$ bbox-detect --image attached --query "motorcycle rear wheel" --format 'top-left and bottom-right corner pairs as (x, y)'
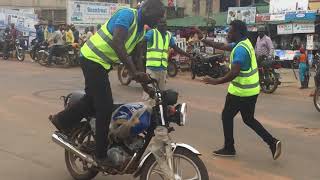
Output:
(65, 123), (99, 180)
(167, 61), (178, 77)
(260, 71), (279, 94)
(140, 147), (209, 180)
(313, 88), (320, 112)
(38, 52), (48, 66)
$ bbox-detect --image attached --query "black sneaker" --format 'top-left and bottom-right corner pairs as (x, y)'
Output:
(213, 147), (236, 157)
(270, 139), (282, 160)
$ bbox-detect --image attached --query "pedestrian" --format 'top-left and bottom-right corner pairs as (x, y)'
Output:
(49, 0), (165, 167)
(201, 20), (282, 160)
(143, 18), (193, 99)
(65, 24), (74, 44)
(3, 26), (12, 58)
(44, 20), (54, 41)
(255, 26), (274, 64)
(296, 47), (309, 89)
(71, 24), (79, 43)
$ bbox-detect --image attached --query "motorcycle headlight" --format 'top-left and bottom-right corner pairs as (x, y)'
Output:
(179, 103), (187, 126)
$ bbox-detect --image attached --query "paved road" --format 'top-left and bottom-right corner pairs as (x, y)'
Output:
(0, 59), (319, 180)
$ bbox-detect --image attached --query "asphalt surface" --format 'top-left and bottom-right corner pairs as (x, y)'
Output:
(0, 58), (319, 180)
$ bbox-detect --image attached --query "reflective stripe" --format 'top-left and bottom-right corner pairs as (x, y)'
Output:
(147, 57), (167, 61)
(155, 30), (159, 49)
(231, 81), (260, 89)
(97, 30), (112, 43)
(86, 40), (114, 64)
(239, 68), (258, 77)
(147, 49), (164, 52)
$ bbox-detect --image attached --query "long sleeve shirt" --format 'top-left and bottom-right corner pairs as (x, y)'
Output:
(255, 35), (274, 57)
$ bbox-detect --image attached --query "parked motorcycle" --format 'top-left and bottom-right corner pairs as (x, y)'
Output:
(3, 39), (25, 61)
(51, 77), (209, 180)
(313, 58), (320, 112)
(38, 44), (73, 67)
(191, 48), (228, 80)
(258, 57), (281, 94)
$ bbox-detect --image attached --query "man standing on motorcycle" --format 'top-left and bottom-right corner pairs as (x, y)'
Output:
(201, 20), (282, 160)
(49, 0), (165, 167)
(143, 18), (192, 99)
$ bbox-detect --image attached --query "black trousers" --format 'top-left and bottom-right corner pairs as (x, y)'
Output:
(55, 57), (113, 159)
(222, 93), (274, 148)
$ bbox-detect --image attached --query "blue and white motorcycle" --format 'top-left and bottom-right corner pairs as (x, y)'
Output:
(51, 78), (209, 180)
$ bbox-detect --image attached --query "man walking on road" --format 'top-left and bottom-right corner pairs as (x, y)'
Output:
(143, 18), (192, 99)
(201, 20), (282, 160)
(49, 0), (165, 167)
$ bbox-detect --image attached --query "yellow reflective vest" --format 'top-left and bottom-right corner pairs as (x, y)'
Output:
(81, 8), (145, 70)
(146, 29), (171, 68)
(228, 38), (260, 97)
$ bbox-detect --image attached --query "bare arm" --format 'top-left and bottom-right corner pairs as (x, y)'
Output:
(216, 64), (240, 84)
(131, 41), (146, 72)
(201, 40), (233, 51)
(111, 27), (138, 76)
(172, 44), (191, 58)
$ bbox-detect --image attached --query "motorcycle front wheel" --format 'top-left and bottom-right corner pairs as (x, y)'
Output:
(313, 88), (320, 112)
(260, 71), (279, 94)
(16, 48), (25, 61)
(118, 64), (131, 86)
(140, 147), (209, 180)
(38, 51), (49, 66)
(167, 61), (178, 77)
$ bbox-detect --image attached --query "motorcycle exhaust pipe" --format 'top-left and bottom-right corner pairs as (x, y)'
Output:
(52, 132), (97, 166)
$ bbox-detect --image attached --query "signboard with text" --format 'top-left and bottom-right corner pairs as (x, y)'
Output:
(293, 23), (315, 33)
(227, 7), (256, 24)
(277, 24), (293, 34)
(67, 1), (129, 26)
(270, 0), (309, 14)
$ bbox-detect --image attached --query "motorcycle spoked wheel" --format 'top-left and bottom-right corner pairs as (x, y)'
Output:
(313, 88), (320, 112)
(167, 61), (178, 78)
(38, 52), (49, 66)
(65, 123), (99, 180)
(260, 71), (279, 94)
(16, 49), (25, 61)
(139, 147), (209, 180)
(118, 64), (132, 86)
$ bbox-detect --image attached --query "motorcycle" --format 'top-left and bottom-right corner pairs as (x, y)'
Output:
(258, 57), (281, 94)
(38, 44), (73, 67)
(3, 39), (25, 61)
(51, 77), (209, 180)
(30, 38), (39, 61)
(191, 48), (229, 80)
(313, 57), (320, 112)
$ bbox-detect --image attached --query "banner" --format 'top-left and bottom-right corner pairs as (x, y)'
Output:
(293, 23), (315, 33)
(307, 34), (314, 50)
(277, 24), (293, 34)
(269, 0), (309, 14)
(270, 14), (285, 21)
(285, 11), (317, 21)
(67, 1), (129, 26)
(227, 7), (256, 24)
(256, 14), (271, 23)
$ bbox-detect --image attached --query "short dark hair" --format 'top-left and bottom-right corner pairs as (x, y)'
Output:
(230, 20), (248, 38)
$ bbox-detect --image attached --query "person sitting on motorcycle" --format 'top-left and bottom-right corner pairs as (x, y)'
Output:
(47, 25), (64, 66)
(142, 18), (193, 99)
(31, 24), (45, 60)
(65, 24), (75, 44)
(296, 47), (309, 89)
(49, 0), (165, 167)
(3, 26), (12, 59)
(255, 26), (274, 66)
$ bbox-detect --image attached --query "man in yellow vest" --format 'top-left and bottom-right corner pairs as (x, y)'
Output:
(49, 0), (165, 167)
(202, 20), (282, 160)
(143, 19), (193, 99)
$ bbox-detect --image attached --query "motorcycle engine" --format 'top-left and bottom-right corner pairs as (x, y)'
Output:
(107, 136), (145, 167)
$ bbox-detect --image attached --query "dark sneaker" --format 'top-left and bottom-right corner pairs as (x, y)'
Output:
(213, 147), (236, 157)
(270, 139), (282, 160)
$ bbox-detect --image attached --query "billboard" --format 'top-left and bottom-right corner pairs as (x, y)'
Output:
(227, 7), (256, 24)
(269, 0), (309, 14)
(67, 1), (129, 26)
